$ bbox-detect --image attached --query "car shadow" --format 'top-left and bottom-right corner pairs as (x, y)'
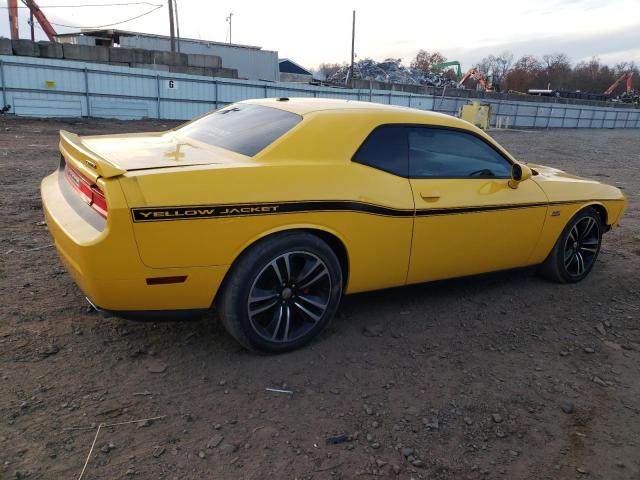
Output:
(340, 266), (539, 312)
(97, 266), (544, 363)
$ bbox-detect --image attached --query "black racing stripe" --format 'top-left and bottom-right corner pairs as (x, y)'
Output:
(131, 199), (616, 222)
(414, 202), (549, 217)
(274, 201), (414, 217)
(131, 200), (413, 222)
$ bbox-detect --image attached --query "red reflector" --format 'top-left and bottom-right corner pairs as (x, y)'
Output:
(91, 185), (108, 218)
(65, 164), (108, 218)
(146, 276), (188, 285)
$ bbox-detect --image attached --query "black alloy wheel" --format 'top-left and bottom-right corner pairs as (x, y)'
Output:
(247, 251), (332, 343)
(539, 207), (603, 283)
(217, 231), (343, 353)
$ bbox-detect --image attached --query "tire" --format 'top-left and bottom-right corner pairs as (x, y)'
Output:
(216, 231), (343, 353)
(539, 207), (603, 283)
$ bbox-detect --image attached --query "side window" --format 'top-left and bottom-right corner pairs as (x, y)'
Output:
(408, 128), (512, 178)
(353, 125), (408, 177)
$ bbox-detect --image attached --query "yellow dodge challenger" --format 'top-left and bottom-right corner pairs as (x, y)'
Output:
(41, 98), (627, 352)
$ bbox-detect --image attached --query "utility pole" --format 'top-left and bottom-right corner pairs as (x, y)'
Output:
(174, 0), (181, 52)
(29, 9), (35, 41)
(349, 10), (355, 87)
(226, 12), (233, 44)
(23, 0), (58, 42)
(167, 0), (176, 52)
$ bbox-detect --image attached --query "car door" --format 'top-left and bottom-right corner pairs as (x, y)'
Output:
(406, 126), (548, 284)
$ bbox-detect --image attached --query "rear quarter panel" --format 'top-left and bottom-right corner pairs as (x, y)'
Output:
(119, 161), (415, 294)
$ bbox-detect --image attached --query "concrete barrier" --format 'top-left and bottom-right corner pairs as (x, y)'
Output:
(62, 44), (109, 63)
(187, 54), (222, 69)
(207, 67), (238, 79)
(0, 38), (12, 56)
(38, 42), (64, 59)
(2, 42), (236, 79)
(12, 40), (39, 57)
(108, 47), (153, 65)
(151, 51), (187, 67)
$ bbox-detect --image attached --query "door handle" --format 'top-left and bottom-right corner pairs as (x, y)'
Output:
(420, 191), (440, 202)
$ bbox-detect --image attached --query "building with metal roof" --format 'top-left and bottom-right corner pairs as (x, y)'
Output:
(56, 29), (279, 81)
(278, 58), (313, 83)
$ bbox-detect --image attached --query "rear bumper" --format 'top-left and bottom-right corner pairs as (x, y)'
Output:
(41, 170), (228, 311)
(86, 297), (210, 321)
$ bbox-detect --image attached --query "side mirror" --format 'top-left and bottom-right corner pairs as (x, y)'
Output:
(509, 163), (532, 189)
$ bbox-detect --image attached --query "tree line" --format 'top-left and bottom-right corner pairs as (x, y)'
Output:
(317, 51), (639, 94)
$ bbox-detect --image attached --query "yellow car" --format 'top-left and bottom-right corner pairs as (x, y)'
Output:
(41, 98), (627, 352)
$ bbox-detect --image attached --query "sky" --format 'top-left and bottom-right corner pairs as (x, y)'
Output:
(1, 0), (639, 70)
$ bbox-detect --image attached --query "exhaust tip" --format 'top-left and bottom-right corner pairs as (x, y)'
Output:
(85, 297), (105, 314)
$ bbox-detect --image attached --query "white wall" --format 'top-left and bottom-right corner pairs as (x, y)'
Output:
(1, 55), (638, 128)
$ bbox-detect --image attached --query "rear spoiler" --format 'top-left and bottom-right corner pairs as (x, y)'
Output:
(59, 130), (126, 179)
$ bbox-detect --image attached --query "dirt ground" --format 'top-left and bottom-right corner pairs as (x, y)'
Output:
(0, 117), (639, 480)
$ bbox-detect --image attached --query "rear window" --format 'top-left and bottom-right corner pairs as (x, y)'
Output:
(177, 104), (302, 156)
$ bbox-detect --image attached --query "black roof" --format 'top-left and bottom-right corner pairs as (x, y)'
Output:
(278, 59), (311, 75)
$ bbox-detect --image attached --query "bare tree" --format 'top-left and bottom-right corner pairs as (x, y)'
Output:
(613, 61), (637, 76)
(474, 51), (513, 90)
(572, 57), (615, 92)
(315, 62), (344, 81)
(612, 61), (639, 92)
(605, 61), (639, 94)
(541, 53), (572, 89)
(410, 50), (447, 74)
(503, 54), (543, 92)
(493, 51), (514, 81)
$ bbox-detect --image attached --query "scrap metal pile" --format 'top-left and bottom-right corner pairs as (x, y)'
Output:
(327, 58), (458, 87)
(616, 89), (640, 104)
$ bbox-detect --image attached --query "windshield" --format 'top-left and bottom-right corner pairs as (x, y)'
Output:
(176, 103), (302, 157)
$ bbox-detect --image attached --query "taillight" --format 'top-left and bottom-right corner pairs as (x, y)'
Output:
(90, 185), (108, 218)
(65, 164), (108, 218)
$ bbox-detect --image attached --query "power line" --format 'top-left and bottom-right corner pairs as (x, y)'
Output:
(46, 4), (163, 28)
(0, 2), (162, 8)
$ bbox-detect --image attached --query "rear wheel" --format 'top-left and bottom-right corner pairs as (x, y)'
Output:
(217, 232), (343, 353)
(539, 207), (603, 283)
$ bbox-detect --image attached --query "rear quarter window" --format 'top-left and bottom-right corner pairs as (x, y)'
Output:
(177, 104), (302, 157)
(352, 125), (408, 177)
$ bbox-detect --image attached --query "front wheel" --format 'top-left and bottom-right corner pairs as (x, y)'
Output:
(216, 232), (343, 353)
(539, 207), (603, 283)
